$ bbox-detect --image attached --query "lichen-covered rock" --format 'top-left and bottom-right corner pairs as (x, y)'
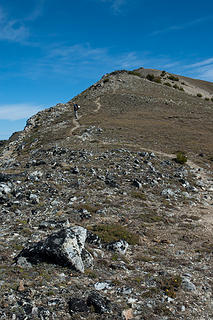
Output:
(15, 226), (93, 273)
(106, 240), (129, 255)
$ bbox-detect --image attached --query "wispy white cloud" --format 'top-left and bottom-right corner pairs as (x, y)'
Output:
(185, 58), (213, 81)
(151, 16), (212, 36)
(198, 68), (213, 81)
(25, 0), (45, 21)
(0, 104), (42, 120)
(0, 7), (29, 42)
(116, 52), (146, 69)
(111, 0), (126, 14)
(23, 43), (149, 80)
(0, 1), (45, 43)
(187, 57), (213, 68)
(99, 0), (126, 14)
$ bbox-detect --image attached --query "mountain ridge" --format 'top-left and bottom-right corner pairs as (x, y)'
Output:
(0, 67), (212, 319)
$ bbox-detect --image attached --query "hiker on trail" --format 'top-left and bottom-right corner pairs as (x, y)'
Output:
(73, 103), (80, 120)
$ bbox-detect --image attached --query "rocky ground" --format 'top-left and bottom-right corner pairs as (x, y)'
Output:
(0, 68), (213, 319)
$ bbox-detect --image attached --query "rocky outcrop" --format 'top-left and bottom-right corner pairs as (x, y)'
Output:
(16, 226), (94, 273)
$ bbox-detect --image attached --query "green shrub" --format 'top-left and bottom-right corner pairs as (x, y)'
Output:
(72, 203), (101, 214)
(131, 191), (146, 200)
(179, 87), (184, 91)
(175, 151), (187, 164)
(161, 70), (166, 77)
(153, 77), (161, 84)
(197, 93), (202, 97)
(157, 275), (182, 298)
(103, 78), (109, 83)
(88, 223), (140, 245)
(168, 75), (179, 81)
(146, 74), (155, 81)
(164, 82), (172, 87)
(211, 97), (213, 102)
(128, 71), (141, 77)
(205, 97), (209, 101)
(173, 84), (179, 89)
(146, 74), (161, 83)
(139, 213), (162, 223)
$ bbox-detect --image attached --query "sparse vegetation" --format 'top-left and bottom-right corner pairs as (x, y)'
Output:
(175, 151), (187, 164)
(139, 213), (163, 223)
(157, 275), (182, 298)
(131, 191), (147, 200)
(1, 67), (213, 319)
(128, 71), (142, 77)
(160, 70), (166, 77)
(103, 78), (109, 83)
(146, 74), (161, 83)
(197, 93), (202, 97)
(164, 82), (172, 87)
(146, 74), (155, 81)
(88, 223), (140, 245)
(84, 269), (97, 279)
(153, 77), (161, 83)
(173, 84), (179, 89)
(72, 203), (101, 214)
(173, 84), (185, 91)
(168, 75), (179, 81)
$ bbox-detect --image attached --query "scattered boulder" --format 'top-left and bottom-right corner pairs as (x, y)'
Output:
(68, 298), (89, 313)
(94, 281), (113, 291)
(29, 170), (43, 181)
(161, 188), (176, 197)
(182, 277), (196, 292)
(71, 166), (79, 174)
(132, 179), (142, 189)
(15, 226), (93, 273)
(68, 291), (111, 315)
(106, 240), (129, 255)
(87, 291), (111, 314)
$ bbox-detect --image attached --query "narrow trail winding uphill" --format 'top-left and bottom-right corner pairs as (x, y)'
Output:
(70, 116), (82, 135)
(94, 97), (101, 112)
(70, 97), (101, 135)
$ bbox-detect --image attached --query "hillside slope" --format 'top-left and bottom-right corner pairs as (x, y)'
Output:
(0, 68), (212, 319)
(1, 68), (213, 167)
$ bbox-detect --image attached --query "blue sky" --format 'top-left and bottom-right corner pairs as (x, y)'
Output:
(0, 0), (213, 139)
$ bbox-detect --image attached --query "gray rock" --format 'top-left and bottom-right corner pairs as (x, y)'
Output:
(182, 278), (196, 291)
(132, 179), (142, 189)
(94, 281), (113, 291)
(16, 257), (32, 268)
(16, 226), (93, 273)
(0, 183), (12, 194)
(71, 166), (79, 174)
(106, 240), (129, 255)
(29, 193), (39, 204)
(69, 298), (89, 313)
(161, 188), (175, 197)
(87, 291), (111, 314)
(29, 170), (43, 181)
